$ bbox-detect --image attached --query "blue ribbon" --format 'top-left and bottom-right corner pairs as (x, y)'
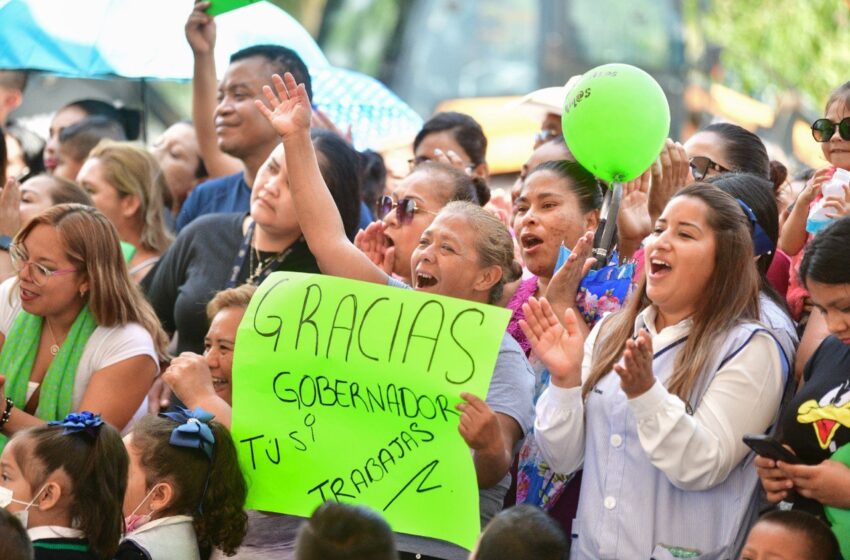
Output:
(160, 407), (216, 460)
(48, 411), (103, 437)
(736, 198), (775, 257)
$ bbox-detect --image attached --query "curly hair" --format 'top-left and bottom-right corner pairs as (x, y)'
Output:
(129, 415), (248, 556)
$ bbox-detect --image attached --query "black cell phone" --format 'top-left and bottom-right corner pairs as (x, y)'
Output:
(742, 434), (801, 464)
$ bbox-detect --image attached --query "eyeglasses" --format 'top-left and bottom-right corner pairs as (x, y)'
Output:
(811, 117), (850, 143)
(9, 244), (78, 287)
(377, 195), (438, 225)
(688, 156), (730, 181)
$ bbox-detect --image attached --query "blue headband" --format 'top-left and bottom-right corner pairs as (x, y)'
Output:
(160, 407), (216, 461)
(48, 411), (103, 438)
(735, 198), (775, 257)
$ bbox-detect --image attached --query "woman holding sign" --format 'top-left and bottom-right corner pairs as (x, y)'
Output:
(522, 185), (787, 558)
(255, 72), (535, 560)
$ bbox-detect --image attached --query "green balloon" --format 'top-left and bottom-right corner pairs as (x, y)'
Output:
(562, 63), (670, 184)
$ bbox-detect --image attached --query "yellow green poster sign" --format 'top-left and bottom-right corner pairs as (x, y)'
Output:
(231, 272), (510, 549)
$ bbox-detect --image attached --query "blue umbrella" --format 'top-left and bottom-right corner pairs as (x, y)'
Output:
(0, 0), (328, 78)
(0, 0), (422, 150)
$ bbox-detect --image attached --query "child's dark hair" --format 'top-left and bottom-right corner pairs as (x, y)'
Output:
(525, 159), (603, 213)
(12, 420), (128, 559)
(295, 502), (398, 560)
(755, 510), (839, 560)
(707, 172), (786, 310)
(0, 507), (33, 560)
(414, 112), (488, 167)
(58, 116), (126, 162)
(800, 216), (850, 287)
(475, 505), (568, 560)
(130, 414), (248, 556)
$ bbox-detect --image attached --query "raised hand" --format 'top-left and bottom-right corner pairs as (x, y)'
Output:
(545, 231), (593, 332)
(519, 297), (585, 388)
(613, 329), (655, 398)
(617, 170), (652, 245)
(254, 73), (312, 139)
(354, 221), (394, 274)
(649, 138), (689, 222)
(185, 1), (216, 56)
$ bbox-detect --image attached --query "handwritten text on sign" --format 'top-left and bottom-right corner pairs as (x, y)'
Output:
(231, 272), (510, 549)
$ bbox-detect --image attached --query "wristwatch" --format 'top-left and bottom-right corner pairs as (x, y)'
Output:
(0, 235), (10, 252)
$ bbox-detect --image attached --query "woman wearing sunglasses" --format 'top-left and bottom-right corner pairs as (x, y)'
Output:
(356, 158), (485, 286)
(0, 204), (167, 447)
(257, 73), (535, 560)
(683, 123), (795, 302)
(143, 131), (361, 357)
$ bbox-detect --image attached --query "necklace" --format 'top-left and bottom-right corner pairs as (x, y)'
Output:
(45, 319), (61, 356)
(247, 237), (292, 285)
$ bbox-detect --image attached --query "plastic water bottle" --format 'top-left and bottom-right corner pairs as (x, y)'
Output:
(806, 168), (850, 234)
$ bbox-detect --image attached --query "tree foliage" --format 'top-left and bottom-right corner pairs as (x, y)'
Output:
(686, 0), (850, 106)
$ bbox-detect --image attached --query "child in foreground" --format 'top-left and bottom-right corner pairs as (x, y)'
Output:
(0, 412), (127, 560)
(739, 510), (839, 560)
(115, 408), (247, 560)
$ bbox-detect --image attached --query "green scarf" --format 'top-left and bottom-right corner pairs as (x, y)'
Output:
(0, 306), (97, 451)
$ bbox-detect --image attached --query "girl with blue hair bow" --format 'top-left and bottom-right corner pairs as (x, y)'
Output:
(116, 408), (247, 560)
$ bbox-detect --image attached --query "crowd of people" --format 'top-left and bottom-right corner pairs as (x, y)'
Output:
(0, 2), (848, 559)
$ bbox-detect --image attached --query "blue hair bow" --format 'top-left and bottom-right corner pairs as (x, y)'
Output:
(48, 411), (103, 437)
(160, 407), (216, 460)
(736, 198), (775, 257)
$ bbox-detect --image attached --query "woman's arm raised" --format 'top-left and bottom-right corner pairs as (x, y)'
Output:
(255, 73), (389, 285)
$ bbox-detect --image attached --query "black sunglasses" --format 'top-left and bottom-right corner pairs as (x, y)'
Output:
(811, 117), (850, 143)
(688, 156), (730, 181)
(377, 195), (437, 225)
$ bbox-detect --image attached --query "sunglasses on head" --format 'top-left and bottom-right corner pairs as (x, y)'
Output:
(688, 156), (730, 181)
(811, 117), (850, 143)
(377, 195), (437, 225)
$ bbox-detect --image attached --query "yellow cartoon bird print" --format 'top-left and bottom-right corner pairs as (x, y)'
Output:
(797, 380), (850, 452)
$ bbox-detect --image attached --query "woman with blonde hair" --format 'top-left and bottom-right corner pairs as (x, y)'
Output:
(0, 203), (168, 450)
(524, 184), (789, 558)
(76, 140), (173, 281)
(256, 73), (534, 560)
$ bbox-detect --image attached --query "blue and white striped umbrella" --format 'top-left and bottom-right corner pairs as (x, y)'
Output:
(0, 0), (422, 150)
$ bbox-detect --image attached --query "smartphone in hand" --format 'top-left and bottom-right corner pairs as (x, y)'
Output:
(743, 434), (801, 464)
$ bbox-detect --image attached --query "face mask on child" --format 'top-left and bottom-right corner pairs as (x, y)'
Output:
(0, 484), (47, 528)
(124, 485), (160, 533)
